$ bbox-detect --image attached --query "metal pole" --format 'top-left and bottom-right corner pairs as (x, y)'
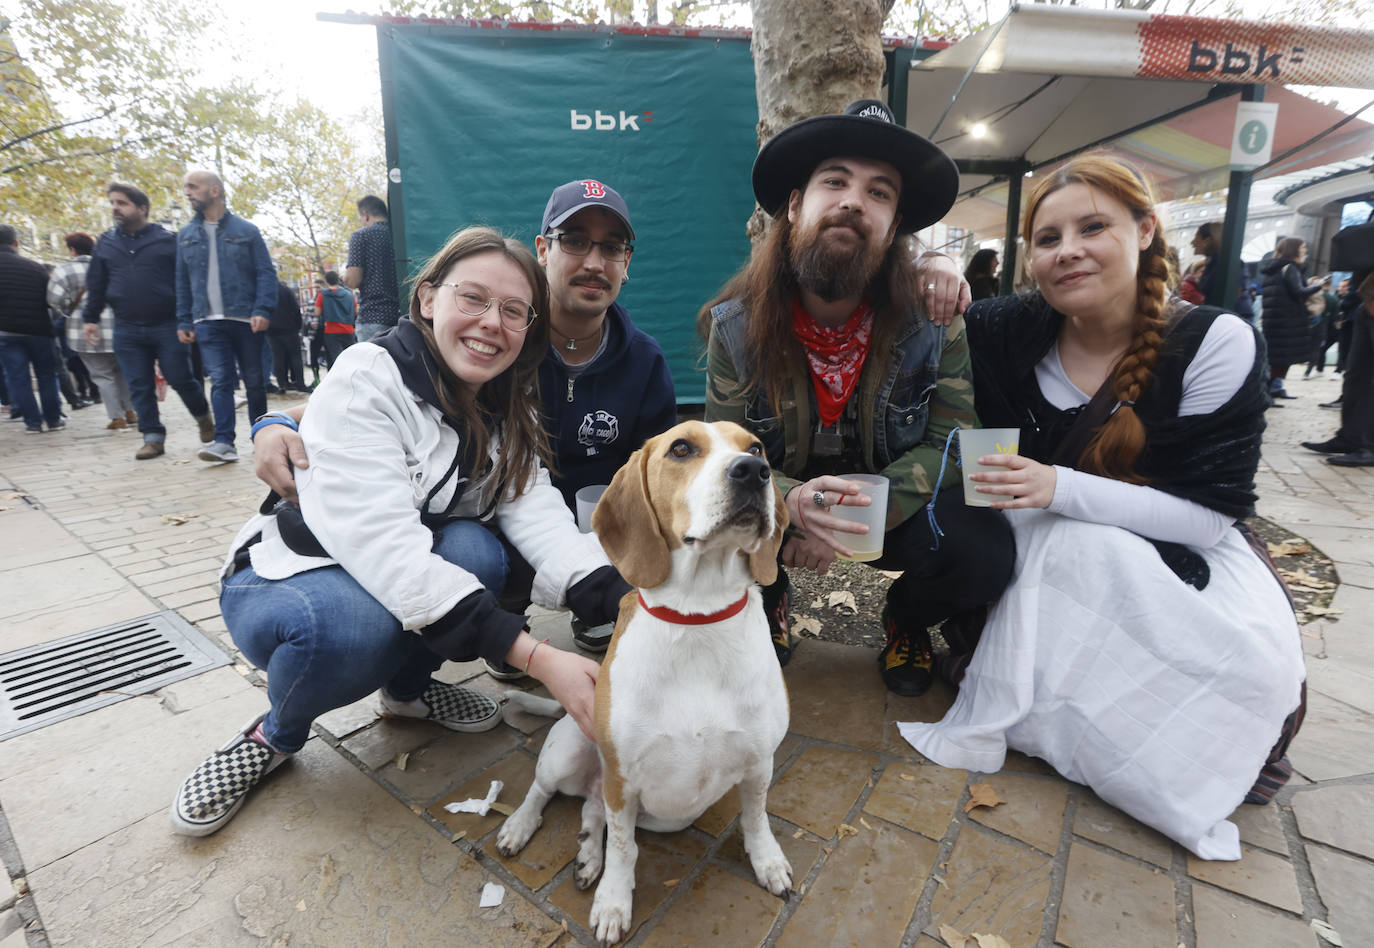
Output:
(1210, 85), (1263, 311)
(1001, 170), (1023, 296)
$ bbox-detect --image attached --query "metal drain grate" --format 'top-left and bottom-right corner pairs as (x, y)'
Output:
(0, 611), (230, 741)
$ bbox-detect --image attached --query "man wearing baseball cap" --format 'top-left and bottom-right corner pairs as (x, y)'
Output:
(250, 179), (676, 660)
(698, 99), (1013, 697)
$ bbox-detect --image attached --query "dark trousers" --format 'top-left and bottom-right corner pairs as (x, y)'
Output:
(1336, 319), (1354, 373)
(323, 332), (355, 367)
(269, 333), (306, 391)
(0, 333), (62, 428)
(762, 486), (1016, 635)
(1337, 308), (1374, 450)
(113, 321), (209, 442)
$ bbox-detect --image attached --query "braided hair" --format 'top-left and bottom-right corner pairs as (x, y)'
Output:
(1023, 155), (1169, 484)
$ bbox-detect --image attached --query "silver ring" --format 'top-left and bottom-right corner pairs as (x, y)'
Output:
(926, 283), (937, 290)
(812, 489), (827, 508)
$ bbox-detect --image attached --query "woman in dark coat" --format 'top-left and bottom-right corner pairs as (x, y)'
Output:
(1260, 237), (1323, 399)
(964, 248), (1000, 301)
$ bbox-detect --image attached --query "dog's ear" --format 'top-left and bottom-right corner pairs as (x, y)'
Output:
(593, 442), (672, 589)
(747, 479), (789, 587)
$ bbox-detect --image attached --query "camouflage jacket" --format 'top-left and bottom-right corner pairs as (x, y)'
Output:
(705, 297), (978, 529)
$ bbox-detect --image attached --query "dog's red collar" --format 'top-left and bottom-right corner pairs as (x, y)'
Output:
(637, 591), (750, 625)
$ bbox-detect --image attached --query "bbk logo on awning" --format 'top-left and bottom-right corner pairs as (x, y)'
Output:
(570, 110), (654, 131)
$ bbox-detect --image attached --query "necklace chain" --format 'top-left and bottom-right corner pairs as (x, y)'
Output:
(553, 323), (603, 351)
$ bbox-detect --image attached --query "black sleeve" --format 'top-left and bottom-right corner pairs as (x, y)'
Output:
(566, 566), (632, 627)
(419, 589), (528, 666)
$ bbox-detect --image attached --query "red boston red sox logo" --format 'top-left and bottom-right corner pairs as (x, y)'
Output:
(582, 180), (607, 198)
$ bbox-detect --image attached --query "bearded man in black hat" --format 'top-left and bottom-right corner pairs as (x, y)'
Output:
(699, 99), (1014, 697)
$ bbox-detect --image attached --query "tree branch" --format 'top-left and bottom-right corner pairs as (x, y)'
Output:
(1, 133), (168, 175)
(0, 103), (119, 153)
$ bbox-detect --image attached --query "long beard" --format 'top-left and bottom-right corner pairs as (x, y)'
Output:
(789, 212), (888, 302)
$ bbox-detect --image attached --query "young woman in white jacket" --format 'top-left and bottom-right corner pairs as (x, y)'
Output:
(171, 227), (628, 836)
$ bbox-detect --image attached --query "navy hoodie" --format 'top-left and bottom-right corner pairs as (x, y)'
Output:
(537, 303), (678, 509)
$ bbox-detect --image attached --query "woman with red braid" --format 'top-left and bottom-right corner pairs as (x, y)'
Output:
(899, 155), (1305, 861)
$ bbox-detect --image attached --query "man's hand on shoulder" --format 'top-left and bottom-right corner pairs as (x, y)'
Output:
(915, 252), (972, 327)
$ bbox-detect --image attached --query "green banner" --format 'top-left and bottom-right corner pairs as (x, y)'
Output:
(378, 25), (760, 402)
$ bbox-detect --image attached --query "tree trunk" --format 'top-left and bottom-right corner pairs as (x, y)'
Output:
(746, 0), (895, 235)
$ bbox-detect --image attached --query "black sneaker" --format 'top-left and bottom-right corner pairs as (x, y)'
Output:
(571, 617), (613, 653)
(1320, 398), (1343, 410)
(170, 713), (290, 836)
(482, 658), (528, 681)
(878, 605), (933, 697)
(379, 680), (501, 731)
(768, 580), (795, 667)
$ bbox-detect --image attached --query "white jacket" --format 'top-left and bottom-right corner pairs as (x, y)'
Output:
(220, 342), (609, 632)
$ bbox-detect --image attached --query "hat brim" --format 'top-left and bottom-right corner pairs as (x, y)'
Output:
(545, 201), (636, 241)
(752, 115), (959, 234)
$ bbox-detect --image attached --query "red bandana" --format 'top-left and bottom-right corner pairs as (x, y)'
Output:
(791, 298), (873, 427)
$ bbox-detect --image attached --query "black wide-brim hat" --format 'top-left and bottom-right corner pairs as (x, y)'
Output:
(752, 99), (959, 234)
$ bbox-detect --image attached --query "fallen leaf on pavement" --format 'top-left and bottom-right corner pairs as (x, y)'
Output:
(451, 830), (466, 843)
(963, 783), (1005, 813)
(662, 878), (680, 887)
(1267, 539), (1312, 557)
(395, 752), (409, 771)
(160, 512), (198, 525)
(859, 816), (873, 830)
(1305, 605), (1343, 617)
(793, 828), (805, 839)
(810, 598), (824, 610)
(899, 772), (916, 781)
(837, 823), (859, 839)
(1311, 918), (1343, 945)
(488, 802), (515, 816)
(792, 614), (823, 637)
(939, 923), (971, 947)
(973, 935), (1012, 948)
(828, 590), (858, 613)
(0, 491), (27, 501)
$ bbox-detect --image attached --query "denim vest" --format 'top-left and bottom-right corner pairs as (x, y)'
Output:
(175, 211), (277, 329)
(709, 298), (945, 477)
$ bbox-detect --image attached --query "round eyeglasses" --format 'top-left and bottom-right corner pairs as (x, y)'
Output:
(432, 281), (538, 331)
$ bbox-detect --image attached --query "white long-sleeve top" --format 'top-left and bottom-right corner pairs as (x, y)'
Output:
(219, 342), (609, 630)
(1038, 313), (1256, 548)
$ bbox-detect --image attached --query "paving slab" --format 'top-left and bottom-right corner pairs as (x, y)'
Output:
(782, 638), (887, 751)
(26, 740), (562, 947)
(1228, 800), (1289, 854)
(766, 746), (880, 839)
(1286, 688), (1374, 782)
(965, 773), (1069, 856)
(927, 823), (1052, 946)
(0, 505), (87, 570)
(1074, 792), (1174, 868)
(1290, 784), (1374, 858)
(1187, 844), (1303, 914)
(0, 553), (159, 651)
(863, 761), (968, 841)
(1192, 884), (1316, 948)
(642, 863), (782, 948)
(1055, 843), (1175, 948)
(777, 817), (936, 947)
(1304, 845), (1374, 948)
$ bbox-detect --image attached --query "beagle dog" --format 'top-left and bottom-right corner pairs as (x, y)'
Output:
(496, 420), (791, 944)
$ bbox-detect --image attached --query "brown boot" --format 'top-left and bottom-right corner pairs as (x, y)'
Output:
(106, 417), (127, 430)
(125, 409), (138, 424)
(135, 441), (165, 460)
(197, 414), (215, 443)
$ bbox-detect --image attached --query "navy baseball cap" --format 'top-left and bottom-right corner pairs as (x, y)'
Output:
(541, 179), (635, 241)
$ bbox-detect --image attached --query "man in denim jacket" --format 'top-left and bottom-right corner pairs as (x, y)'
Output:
(699, 100), (1014, 696)
(176, 170), (277, 463)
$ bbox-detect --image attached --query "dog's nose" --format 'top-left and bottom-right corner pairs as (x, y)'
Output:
(727, 455), (771, 487)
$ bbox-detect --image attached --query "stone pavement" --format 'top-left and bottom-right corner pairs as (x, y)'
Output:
(1, 374), (1371, 948)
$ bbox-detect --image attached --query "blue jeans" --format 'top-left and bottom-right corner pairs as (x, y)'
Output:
(354, 322), (393, 344)
(221, 520), (510, 752)
(0, 333), (62, 428)
(112, 321), (209, 442)
(196, 319), (267, 445)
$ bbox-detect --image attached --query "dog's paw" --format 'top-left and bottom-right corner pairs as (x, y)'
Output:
(590, 887), (632, 945)
(750, 851), (793, 897)
(574, 828), (605, 889)
(494, 809), (541, 857)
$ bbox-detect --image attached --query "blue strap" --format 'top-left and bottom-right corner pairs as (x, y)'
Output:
(250, 412), (299, 441)
(924, 428), (963, 550)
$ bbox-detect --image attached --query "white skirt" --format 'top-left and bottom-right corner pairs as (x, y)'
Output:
(899, 509), (1305, 860)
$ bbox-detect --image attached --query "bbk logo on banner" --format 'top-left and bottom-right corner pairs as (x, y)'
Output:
(570, 109), (654, 131)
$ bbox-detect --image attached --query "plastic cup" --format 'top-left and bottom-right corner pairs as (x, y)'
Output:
(828, 474), (889, 562)
(576, 485), (608, 533)
(958, 428), (1020, 507)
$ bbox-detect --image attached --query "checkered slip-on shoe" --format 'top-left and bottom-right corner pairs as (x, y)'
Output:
(170, 714), (290, 837)
(378, 680), (501, 733)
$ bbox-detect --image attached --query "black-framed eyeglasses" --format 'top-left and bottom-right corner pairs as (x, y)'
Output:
(545, 232), (633, 262)
(431, 281), (538, 332)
